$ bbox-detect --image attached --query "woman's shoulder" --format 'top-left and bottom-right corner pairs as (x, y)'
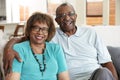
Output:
(46, 42), (60, 46)
(14, 40), (30, 47)
(46, 42), (61, 49)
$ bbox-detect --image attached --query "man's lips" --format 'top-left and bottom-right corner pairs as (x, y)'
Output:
(63, 21), (72, 26)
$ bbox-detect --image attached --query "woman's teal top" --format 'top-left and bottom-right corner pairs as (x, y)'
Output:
(12, 41), (67, 80)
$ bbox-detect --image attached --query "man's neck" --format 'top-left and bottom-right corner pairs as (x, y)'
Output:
(65, 26), (77, 37)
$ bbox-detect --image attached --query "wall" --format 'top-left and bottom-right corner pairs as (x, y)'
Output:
(0, 0), (6, 16)
(6, 0), (47, 22)
(0, 0), (6, 21)
(75, 0), (86, 25)
(116, 0), (120, 25)
(74, 0), (120, 26)
(4, 0), (120, 25)
(92, 26), (120, 47)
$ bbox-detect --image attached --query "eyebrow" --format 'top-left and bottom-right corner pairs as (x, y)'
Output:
(32, 25), (48, 28)
(57, 11), (75, 14)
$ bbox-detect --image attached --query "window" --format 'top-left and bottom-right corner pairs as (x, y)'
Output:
(47, 0), (66, 16)
(86, 0), (103, 25)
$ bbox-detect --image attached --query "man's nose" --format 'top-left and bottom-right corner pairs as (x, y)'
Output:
(64, 14), (71, 20)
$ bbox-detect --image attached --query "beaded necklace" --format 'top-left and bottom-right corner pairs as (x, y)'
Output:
(31, 48), (46, 76)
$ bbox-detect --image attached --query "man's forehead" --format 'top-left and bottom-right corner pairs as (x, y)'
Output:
(57, 6), (74, 14)
(58, 5), (72, 10)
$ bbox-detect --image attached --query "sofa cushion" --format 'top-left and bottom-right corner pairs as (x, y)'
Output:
(107, 46), (120, 78)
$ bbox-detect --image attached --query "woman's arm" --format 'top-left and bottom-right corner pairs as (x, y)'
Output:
(5, 72), (20, 80)
(3, 37), (26, 75)
(56, 45), (70, 80)
(58, 71), (70, 80)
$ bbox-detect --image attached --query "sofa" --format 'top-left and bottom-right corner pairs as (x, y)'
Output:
(0, 46), (119, 80)
(107, 46), (120, 79)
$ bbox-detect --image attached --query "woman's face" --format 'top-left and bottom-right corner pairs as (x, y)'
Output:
(30, 22), (49, 45)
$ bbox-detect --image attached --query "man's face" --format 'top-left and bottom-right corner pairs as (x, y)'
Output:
(55, 5), (77, 32)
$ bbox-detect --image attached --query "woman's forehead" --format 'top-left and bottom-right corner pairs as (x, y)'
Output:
(33, 21), (47, 26)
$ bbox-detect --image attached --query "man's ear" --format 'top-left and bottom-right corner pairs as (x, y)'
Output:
(75, 14), (77, 19)
(55, 17), (60, 25)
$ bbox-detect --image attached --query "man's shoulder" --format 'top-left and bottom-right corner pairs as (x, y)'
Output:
(46, 42), (62, 50)
(77, 26), (93, 30)
(77, 26), (96, 33)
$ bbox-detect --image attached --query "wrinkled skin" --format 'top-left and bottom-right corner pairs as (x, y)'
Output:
(55, 4), (77, 36)
(3, 46), (21, 75)
(3, 38), (23, 75)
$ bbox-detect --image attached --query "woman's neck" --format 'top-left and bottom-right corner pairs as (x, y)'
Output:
(30, 43), (45, 54)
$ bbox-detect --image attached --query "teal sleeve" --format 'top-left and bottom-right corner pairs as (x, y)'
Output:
(12, 44), (24, 73)
(56, 45), (67, 73)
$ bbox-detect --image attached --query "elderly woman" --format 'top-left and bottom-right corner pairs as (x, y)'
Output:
(5, 12), (69, 80)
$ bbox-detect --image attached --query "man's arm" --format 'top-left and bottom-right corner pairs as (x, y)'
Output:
(5, 72), (20, 80)
(3, 37), (26, 75)
(101, 62), (118, 80)
(58, 71), (70, 80)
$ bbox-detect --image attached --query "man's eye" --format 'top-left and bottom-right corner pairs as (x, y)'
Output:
(57, 12), (75, 18)
(61, 14), (66, 17)
(69, 12), (75, 16)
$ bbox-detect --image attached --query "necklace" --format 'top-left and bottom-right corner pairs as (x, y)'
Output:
(31, 48), (46, 76)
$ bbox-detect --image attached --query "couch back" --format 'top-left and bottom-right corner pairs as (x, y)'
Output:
(107, 46), (120, 79)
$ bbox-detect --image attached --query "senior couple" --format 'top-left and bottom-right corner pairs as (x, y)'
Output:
(3, 2), (118, 80)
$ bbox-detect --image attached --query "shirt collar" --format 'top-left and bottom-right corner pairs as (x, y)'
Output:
(57, 26), (80, 37)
